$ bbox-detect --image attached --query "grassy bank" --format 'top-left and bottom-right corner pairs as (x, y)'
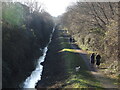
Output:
(58, 30), (103, 88)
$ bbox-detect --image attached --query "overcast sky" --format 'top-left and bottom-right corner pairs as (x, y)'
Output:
(10, 0), (77, 17)
(38, 0), (77, 17)
(8, 0), (119, 17)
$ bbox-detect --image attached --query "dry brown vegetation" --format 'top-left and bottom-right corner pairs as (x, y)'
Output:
(60, 2), (119, 78)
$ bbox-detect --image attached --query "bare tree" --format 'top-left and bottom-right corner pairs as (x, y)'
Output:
(23, 0), (43, 13)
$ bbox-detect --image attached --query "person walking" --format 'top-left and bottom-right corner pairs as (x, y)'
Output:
(70, 37), (73, 43)
(90, 53), (95, 67)
(96, 54), (101, 68)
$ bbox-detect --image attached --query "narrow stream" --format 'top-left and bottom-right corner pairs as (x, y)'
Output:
(23, 28), (55, 88)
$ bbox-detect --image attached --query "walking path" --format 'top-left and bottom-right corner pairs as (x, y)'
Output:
(71, 43), (118, 89)
(36, 29), (118, 89)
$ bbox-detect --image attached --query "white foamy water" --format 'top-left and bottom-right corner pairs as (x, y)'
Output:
(23, 27), (55, 88)
(23, 47), (48, 88)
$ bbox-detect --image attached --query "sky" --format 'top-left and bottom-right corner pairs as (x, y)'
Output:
(10, 0), (77, 17)
(12, 0), (119, 17)
(38, 0), (77, 17)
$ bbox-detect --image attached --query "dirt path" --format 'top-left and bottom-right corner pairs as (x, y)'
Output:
(36, 29), (118, 89)
(71, 43), (118, 89)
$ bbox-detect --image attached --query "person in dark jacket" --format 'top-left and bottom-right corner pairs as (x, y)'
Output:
(96, 54), (101, 68)
(70, 37), (73, 43)
(90, 53), (95, 67)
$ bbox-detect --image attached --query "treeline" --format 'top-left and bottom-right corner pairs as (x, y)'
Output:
(2, 2), (54, 88)
(60, 2), (119, 77)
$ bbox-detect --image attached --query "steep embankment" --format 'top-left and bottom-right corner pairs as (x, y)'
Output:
(37, 29), (118, 89)
(36, 29), (103, 88)
(2, 2), (54, 88)
(36, 29), (68, 88)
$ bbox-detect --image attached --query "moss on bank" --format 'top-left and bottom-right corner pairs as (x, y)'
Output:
(2, 2), (54, 88)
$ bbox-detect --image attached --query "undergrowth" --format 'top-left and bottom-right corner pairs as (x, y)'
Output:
(58, 30), (103, 89)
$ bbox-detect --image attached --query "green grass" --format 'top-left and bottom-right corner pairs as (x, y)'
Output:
(58, 34), (103, 89)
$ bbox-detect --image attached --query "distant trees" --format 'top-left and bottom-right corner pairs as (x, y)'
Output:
(60, 2), (119, 76)
(2, 2), (54, 88)
(2, 2), (26, 26)
(61, 2), (118, 32)
(23, 0), (44, 13)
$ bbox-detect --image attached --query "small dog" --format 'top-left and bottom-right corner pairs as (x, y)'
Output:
(75, 66), (80, 72)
